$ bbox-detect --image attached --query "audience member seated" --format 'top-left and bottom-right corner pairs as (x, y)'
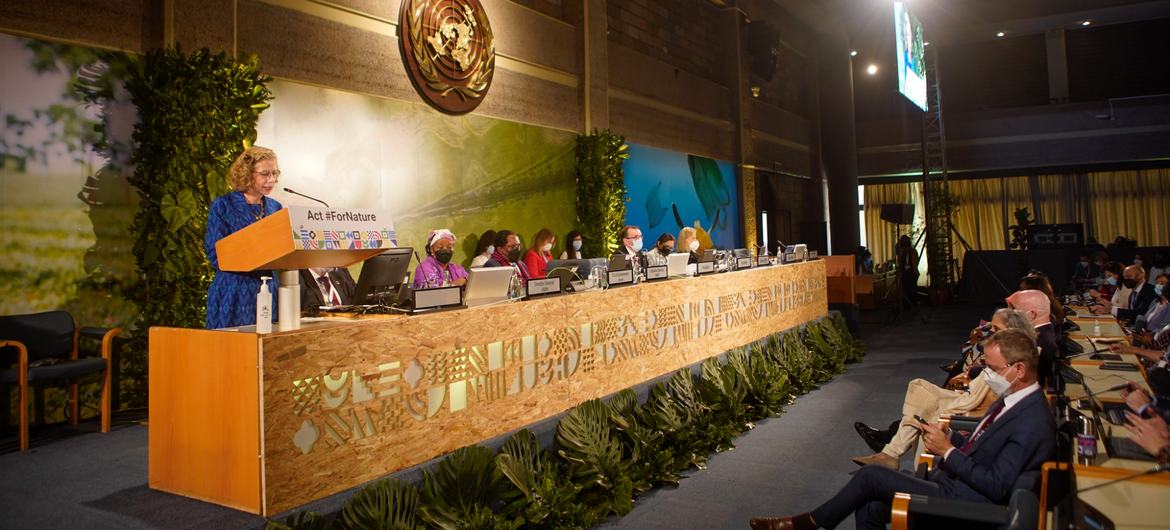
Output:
(750, 329), (1056, 530)
(300, 267), (356, 310)
(645, 233), (674, 267)
(484, 229), (531, 284)
(1019, 271), (1065, 328)
(1071, 252), (1099, 292)
(559, 229), (584, 260)
(413, 229), (468, 289)
(1006, 289), (1060, 388)
(1136, 274), (1170, 332)
(1122, 368), (1170, 462)
(1087, 261), (1126, 314)
(1116, 264), (1158, 323)
(469, 230), (496, 268)
(1150, 253), (1168, 283)
(851, 308), (1034, 470)
(523, 228), (555, 279)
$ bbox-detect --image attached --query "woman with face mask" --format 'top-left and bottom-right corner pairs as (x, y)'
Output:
(523, 228), (556, 279)
(678, 226), (701, 264)
(559, 230), (585, 260)
(1088, 261), (1125, 314)
(470, 230), (497, 268)
(413, 229), (468, 289)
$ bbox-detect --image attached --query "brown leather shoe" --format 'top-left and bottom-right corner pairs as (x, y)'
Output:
(850, 452), (899, 470)
(749, 516), (797, 530)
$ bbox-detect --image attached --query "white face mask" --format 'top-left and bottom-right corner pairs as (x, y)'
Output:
(486, 245), (495, 256)
(984, 362), (1020, 397)
(631, 238), (643, 252)
(688, 240), (700, 252)
(572, 240), (582, 251)
(542, 243), (553, 252)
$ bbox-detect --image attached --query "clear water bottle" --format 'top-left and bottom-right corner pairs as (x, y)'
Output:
(508, 265), (524, 299)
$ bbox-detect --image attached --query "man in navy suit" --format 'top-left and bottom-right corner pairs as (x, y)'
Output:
(1117, 264), (1157, 323)
(750, 328), (1056, 530)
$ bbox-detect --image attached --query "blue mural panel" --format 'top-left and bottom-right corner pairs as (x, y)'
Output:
(622, 144), (741, 249)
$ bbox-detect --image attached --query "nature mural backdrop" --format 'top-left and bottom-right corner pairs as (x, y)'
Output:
(622, 143), (742, 250)
(256, 80), (578, 266)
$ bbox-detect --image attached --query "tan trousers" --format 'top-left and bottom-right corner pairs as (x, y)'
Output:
(880, 373), (991, 458)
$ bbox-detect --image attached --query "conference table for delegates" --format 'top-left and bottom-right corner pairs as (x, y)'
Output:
(148, 260), (829, 515)
(1047, 305), (1170, 529)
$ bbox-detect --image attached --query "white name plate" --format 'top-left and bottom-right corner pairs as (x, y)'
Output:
(737, 257), (753, 269)
(413, 285), (461, 310)
(757, 256), (771, 267)
(608, 269), (634, 286)
(808, 250), (819, 259)
(645, 265), (668, 280)
(783, 252), (799, 264)
(697, 261), (715, 274)
(527, 277), (562, 297)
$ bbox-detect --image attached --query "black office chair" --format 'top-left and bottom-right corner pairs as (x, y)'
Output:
(0, 311), (120, 450)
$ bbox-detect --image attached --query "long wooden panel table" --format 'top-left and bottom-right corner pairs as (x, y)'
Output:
(149, 260), (829, 514)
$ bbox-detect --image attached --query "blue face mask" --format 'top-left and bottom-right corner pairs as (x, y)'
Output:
(1106, 276), (1118, 286)
(1156, 284), (1165, 297)
(632, 238), (644, 252)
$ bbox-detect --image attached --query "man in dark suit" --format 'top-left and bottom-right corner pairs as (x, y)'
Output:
(1007, 289), (1061, 388)
(750, 328), (1056, 530)
(1117, 264), (1157, 322)
(300, 267), (356, 310)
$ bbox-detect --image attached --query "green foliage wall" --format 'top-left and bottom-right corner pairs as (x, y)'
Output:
(270, 314), (864, 530)
(122, 47), (272, 405)
(575, 130), (630, 258)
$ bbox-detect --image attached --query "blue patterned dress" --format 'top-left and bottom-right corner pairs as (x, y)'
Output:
(205, 192), (284, 329)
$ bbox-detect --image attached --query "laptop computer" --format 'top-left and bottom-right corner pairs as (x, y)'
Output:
(667, 252), (690, 277)
(464, 267), (516, 307)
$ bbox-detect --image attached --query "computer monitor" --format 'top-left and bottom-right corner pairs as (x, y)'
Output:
(464, 266), (516, 307)
(353, 247), (414, 305)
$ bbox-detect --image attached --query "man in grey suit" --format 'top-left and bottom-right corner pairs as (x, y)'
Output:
(749, 328), (1056, 530)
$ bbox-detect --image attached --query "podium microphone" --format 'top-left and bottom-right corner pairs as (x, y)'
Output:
(283, 187), (330, 208)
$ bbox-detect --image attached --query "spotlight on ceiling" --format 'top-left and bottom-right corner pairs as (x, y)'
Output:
(996, 31), (1005, 37)
(866, 64), (878, 75)
(850, 50), (858, 57)
(923, 41), (930, 46)
(1081, 20), (1092, 26)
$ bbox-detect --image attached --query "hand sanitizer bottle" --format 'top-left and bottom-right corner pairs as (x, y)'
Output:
(256, 276), (273, 334)
(1092, 320), (1101, 337)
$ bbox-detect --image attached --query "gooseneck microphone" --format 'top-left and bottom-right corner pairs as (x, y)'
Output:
(282, 187), (330, 208)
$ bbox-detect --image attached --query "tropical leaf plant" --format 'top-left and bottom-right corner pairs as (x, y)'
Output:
(265, 510), (332, 530)
(696, 357), (748, 451)
(736, 346), (792, 420)
(419, 446), (517, 530)
(607, 389), (678, 491)
(556, 399), (635, 516)
(496, 430), (594, 529)
(641, 381), (708, 471)
(339, 478), (424, 530)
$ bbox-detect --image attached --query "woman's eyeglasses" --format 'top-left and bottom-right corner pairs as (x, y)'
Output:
(253, 170), (281, 181)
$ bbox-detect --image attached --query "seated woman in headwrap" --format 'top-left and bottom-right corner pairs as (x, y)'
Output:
(413, 229), (468, 289)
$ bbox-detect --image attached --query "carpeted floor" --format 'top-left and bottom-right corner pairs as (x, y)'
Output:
(0, 303), (989, 529)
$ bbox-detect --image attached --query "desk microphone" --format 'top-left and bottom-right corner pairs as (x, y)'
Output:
(283, 187), (330, 208)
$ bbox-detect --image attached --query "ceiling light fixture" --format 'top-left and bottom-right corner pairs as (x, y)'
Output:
(866, 64), (878, 75)
(923, 41), (930, 46)
(996, 31), (1005, 37)
(1081, 20), (1092, 26)
(850, 50), (858, 57)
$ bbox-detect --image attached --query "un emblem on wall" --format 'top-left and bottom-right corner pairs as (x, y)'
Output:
(399, 0), (495, 115)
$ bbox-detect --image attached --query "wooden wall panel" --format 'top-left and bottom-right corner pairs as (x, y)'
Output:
(259, 261), (826, 513)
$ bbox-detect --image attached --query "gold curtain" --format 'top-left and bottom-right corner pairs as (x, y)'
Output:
(864, 182), (926, 283)
(864, 168), (1169, 284)
(1086, 168), (1170, 246)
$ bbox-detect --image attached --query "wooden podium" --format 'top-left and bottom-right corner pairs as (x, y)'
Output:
(213, 206), (395, 330)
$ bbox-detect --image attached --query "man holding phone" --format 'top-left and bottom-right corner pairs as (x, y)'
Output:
(750, 329), (1056, 530)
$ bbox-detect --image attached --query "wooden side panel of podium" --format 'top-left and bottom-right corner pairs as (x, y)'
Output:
(148, 328), (263, 514)
(215, 208), (385, 272)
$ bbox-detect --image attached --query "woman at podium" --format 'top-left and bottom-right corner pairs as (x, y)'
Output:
(413, 229), (468, 289)
(204, 146), (285, 328)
